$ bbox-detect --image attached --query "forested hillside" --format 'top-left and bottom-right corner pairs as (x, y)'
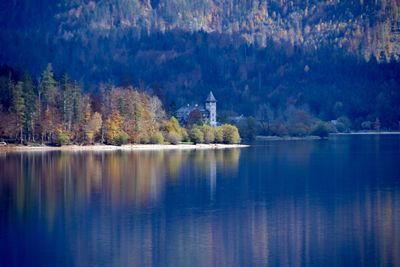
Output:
(0, 0), (400, 130)
(2, 0), (400, 59)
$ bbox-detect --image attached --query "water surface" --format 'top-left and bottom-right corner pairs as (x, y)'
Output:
(1, 135), (399, 267)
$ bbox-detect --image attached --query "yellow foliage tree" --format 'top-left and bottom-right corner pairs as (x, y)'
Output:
(104, 110), (124, 145)
(85, 112), (103, 144)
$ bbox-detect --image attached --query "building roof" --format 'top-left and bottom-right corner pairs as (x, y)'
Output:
(177, 104), (208, 117)
(206, 91), (216, 102)
(177, 105), (192, 114)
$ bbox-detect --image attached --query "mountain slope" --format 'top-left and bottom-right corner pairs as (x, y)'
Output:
(2, 0), (400, 60)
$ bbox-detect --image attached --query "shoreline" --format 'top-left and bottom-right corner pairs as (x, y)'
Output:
(0, 143), (249, 153)
(331, 131), (400, 135)
(256, 131), (400, 141)
(256, 136), (321, 141)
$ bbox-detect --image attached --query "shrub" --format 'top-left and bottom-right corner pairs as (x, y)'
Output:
(140, 134), (150, 144)
(325, 122), (338, 133)
(85, 131), (95, 144)
(272, 122), (288, 137)
(288, 122), (310, 137)
(163, 117), (188, 142)
(164, 117), (182, 133)
(150, 132), (164, 144)
(55, 129), (70, 146)
(311, 122), (330, 138)
(337, 116), (351, 132)
(190, 127), (204, 144)
(361, 121), (372, 130)
(203, 129), (215, 144)
(215, 127), (224, 143)
(165, 131), (181, 145)
(115, 131), (129, 146)
(200, 125), (215, 143)
(181, 128), (189, 142)
(219, 124), (240, 144)
(335, 122), (346, 133)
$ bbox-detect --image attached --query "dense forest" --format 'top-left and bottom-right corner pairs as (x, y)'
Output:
(0, 64), (241, 145)
(0, 0), (400, 135)
(2, 0), (400, 60)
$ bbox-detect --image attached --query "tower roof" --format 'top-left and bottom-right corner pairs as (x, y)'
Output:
(206, 91), (216, 102)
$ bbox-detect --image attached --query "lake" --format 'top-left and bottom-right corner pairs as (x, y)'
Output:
(1, 135), (399, 267)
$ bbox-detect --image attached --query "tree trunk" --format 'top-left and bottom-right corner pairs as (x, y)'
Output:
(31, 121), (35, 142)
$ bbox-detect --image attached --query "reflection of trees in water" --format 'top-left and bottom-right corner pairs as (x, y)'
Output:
(71, 201), (269, 267)
(163, 149), (241, 180)
(70, 188), (400, 266)
(191, 149), (241, 174)
(0, 149), (241, 226)
(267, 189), (400, 267)
(2, 149), (398, 266)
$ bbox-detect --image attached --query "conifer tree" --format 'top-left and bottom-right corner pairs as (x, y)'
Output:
(40, 64), (57, 107)
(22, 73), (36, 141)
(61, 73), (74, 132)
(12, 81), (26, 143)
(72, 81), (83, 125)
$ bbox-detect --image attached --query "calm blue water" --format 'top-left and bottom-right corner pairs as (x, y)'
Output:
(0, 135), (400, 267)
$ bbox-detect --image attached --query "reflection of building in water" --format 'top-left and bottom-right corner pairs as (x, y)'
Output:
(189, 149), (240, 199)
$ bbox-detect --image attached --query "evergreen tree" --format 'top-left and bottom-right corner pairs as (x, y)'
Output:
(40, 63), (57, 107)
(72, 81), (84, 124)
(42, 106), (60, 142)
(61, 73), (74, 132)
(39, 64), (60, 142)
(11, 81), (26, 143)
(22, 73), (36, 141)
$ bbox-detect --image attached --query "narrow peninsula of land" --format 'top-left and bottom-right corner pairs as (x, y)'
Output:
(0, 143), (249, 153)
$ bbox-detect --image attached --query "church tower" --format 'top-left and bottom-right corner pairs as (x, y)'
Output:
(205, 91), (217, 127)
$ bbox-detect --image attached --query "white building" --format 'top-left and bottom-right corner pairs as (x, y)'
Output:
(205, 91), (217, 127)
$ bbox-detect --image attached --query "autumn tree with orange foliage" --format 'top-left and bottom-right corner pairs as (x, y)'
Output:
(104, 110), (125, 145)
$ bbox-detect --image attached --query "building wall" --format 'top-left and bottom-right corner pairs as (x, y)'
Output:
(206, 102), (217, 127)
